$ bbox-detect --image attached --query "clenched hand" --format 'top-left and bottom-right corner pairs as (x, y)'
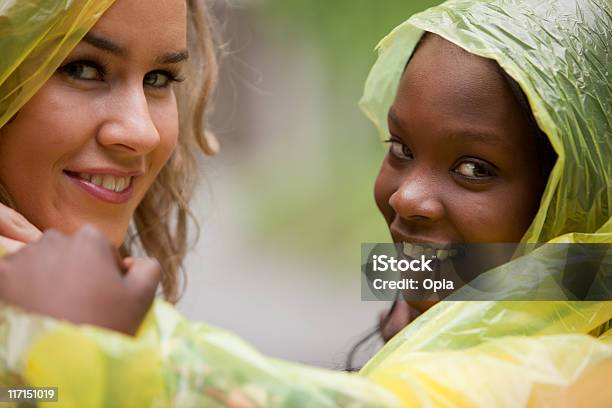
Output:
(0, 225), (160, 335)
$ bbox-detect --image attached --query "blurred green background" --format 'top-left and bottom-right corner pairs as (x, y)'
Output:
(214, 0), (442, 275)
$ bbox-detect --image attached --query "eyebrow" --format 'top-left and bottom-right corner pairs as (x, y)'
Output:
(83, 32), (189, 64)
(388, 110), (505, 147)
(449, 130), (504, 146)
(156, 50), (189, 64)
(83, 33), (127, 57)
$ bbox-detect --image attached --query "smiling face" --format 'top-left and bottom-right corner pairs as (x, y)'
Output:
(0, 0), (187, 246)
(374, 34), (546, 247)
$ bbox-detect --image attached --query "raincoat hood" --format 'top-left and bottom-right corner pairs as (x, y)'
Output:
(360, 0), (611, 245)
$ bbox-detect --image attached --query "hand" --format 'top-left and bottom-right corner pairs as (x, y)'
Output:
(0, 225), (161, 335)
(0, 235), (25, 254)
(0, 202), (42, 253)
(0, 202), (42, 241)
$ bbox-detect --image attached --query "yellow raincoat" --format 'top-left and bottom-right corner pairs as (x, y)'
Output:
(0, 0), (610, 406)
(359, 0), (612, 404)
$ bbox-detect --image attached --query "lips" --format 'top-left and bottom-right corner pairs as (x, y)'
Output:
(63, 170), (136, 204)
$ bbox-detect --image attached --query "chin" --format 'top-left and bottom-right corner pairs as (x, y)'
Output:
(406, 300), (438, 313)
(35, 213), (127, 249)
(85, 223), (127, 248)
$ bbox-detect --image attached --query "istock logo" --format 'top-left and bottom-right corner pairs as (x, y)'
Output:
(372, 255), (433, 272)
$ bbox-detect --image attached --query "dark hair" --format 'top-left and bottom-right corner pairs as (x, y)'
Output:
(345, 292), (401, 372)
(346, 31), (557, 371)
(500, 70), (557, 181)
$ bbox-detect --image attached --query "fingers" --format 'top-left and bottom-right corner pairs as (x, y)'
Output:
(75, 224), (109, 243)
(0, 204), (41, 243)
(0, 235), (26, 254)
(123, 257), (161, 304)
(74, 223), (118, 257)
(122, 257), (135, 269)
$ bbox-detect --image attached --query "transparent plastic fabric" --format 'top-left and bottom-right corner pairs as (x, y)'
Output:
(0, 300), (402, 407)
(358, 0), (612, 405)
(0, 303), (609, 408)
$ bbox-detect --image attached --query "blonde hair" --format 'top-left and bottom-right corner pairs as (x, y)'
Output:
(124, 0), (219, 303)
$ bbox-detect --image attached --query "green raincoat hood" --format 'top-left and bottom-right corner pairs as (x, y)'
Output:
(360, 0), (611, 245)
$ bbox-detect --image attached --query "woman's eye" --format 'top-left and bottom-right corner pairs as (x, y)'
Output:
(144, 71), (172, 88)
(388, 140), (413, 160)
(453, 161), (495, 179)
(60, 61), (103, 81)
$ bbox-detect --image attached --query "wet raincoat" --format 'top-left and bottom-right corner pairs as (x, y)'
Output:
(0, 0), (610, 406)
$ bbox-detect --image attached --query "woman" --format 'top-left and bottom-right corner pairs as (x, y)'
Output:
(0, 0), (610, 407)
(357, 0), (611, 403)
(0, 0), (221, 335)
(0, 0), (218, 303)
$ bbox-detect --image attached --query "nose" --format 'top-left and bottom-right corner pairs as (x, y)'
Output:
(388, 171), (445, 222)
(97, 85), (160, 155)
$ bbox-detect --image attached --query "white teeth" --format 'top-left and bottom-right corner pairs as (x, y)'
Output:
(402, 243), (425, 258)
(102, 175), (116, 191)
(403, 243), (412, 255)
(76, 173), (131, 193)
(112, 177), (131, 192)
(402, 243), (456, 260)
(114, 177), (126, 192)
(91, 174), (103, 186)
(436, 249), (449, 260)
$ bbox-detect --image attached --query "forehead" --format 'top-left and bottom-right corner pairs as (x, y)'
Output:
(90, 0), (187, 51)
(394, 34), (518, 127)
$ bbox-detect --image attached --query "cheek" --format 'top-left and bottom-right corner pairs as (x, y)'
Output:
(1, 83), (90, 157)
(454, 184), (540, 243)
(0, 83), (90, 216)
(149, 99), (179, 171)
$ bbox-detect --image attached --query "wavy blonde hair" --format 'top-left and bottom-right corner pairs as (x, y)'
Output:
(123, 0), (219, 303)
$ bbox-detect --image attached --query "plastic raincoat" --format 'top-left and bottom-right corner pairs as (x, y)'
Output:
(359, 0), (612, 405)
(0, 0), (610, 407)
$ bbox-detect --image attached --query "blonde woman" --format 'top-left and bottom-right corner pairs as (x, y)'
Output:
(0, 0), (218, 332)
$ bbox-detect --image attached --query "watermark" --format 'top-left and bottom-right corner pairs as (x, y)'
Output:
(0, 387), (58, 403)
(361, 243), (611, 301)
